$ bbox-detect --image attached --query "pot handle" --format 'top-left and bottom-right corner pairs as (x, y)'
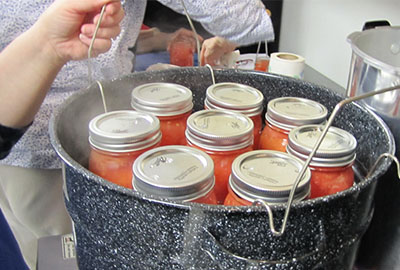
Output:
(362, 20), (391, 31)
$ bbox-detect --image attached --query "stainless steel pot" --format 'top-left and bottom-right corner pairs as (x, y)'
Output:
(50, 68), (395, 270)
(347, 21), (400, 269)
(347, 21), (400, 154)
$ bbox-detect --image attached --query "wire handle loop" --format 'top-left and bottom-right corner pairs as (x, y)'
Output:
(366, 153), (400, 179)
(256, 85), (400, 237)
(179, 0), (201, 66)
(87, 4), (107, 85)
(205, 64), (216, 85)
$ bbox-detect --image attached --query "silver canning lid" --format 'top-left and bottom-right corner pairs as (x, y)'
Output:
(205, 82), (264, 116)
(185, 110), (254, 151)
(229, 150), (311, 204)
(266, 97), (328, 131)
(132, 145), (215, 202)
(287, 124), (357, 167)
(131, 82), (193, 116)
(88, 110), (161, 152)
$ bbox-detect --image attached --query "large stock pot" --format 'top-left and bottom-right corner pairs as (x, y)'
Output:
(347, 22), (400, 269)
(50, 68), (394, 270)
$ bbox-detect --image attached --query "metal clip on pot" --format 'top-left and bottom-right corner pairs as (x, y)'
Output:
(256, 85), (400, 237)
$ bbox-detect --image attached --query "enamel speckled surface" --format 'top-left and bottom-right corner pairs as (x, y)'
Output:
(50, 68), (394, 270)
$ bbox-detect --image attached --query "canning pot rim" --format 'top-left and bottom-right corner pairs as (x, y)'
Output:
(48, 69), (395, 213)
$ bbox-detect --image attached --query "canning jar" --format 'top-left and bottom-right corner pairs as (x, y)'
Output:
(185, 109), (254, 204)
(131, 82), (193, 146)
(169, 39), (194, 66)
(286, 124), (357, 199)
(88, 110), (161, 189)
(204, 82), (264, 148)
(132, 145), (217, 204)
(224, 150), (311, 206)
(259, 97), (328, 152)
(254, 56), (270, 72)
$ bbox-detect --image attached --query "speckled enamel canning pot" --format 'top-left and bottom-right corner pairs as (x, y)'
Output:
(49, 68), (394, 270)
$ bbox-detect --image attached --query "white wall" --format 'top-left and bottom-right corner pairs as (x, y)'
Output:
(279, 0), (400, 88)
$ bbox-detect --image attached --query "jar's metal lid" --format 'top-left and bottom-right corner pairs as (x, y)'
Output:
(132, 145), (215, 202)
(88, 110), (161, 152)
(205, 82), (264, 116)
(287, 124), (357, 167)
(230, 150), (311, 204)
(131, 82), (193, 116)
(266, 97), (328, 130)
(185, 110), (254, 151)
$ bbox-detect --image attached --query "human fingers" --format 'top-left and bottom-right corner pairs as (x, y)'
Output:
(79, 34), (112, 57)
(93, 2), (124, 27)
(200, 39), (220, 66)
(68, 0), (121, 13)
(174, 28), (204, 43)
(81, 24), (121, 40)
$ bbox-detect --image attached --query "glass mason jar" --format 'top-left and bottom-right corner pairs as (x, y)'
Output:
(131, 82), (193, 146)
(132, 145), (217, 204)
(185, 109), (254, 204)
(224, 150), (311, 206)
(259, 97), (328, 152)
(169, 39), (195, 66)
(204, 82), (264, 149)
(88, 110), (161, 189)
(286, 124), (357, 199)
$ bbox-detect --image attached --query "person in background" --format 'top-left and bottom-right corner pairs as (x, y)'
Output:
(0, 0), (273, 268)
(135, 25), (237, 67)
(0, 0), (123, 268)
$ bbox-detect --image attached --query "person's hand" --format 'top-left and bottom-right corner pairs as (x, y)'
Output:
(200, 36), (237, 66)
(34, 0), (124, 64)
(166, 28), (204, 53)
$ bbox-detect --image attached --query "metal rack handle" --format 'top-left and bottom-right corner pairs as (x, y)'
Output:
(255, 85), (400, 237)
(366, 153), (400, 179)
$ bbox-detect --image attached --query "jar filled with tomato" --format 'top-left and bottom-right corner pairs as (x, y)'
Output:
(88, 110), (161, 189)
(204, 82), (264, 148)
(286, 124), (357, 199)
(185, 109), (254, 204)
(132, 145), (217, 204)
(259, 97), (328, 152)
(224, 150), (311, 206)
(131, 82), (193, 146)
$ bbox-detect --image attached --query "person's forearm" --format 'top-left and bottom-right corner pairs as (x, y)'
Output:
(135, 28), (170, 54)
(0, 23), (65, 128)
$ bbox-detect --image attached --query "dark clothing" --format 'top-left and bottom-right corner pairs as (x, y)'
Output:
(0, 210), (29, 269)
(0, 123), (29, 159)
(0, 123), (30, 270)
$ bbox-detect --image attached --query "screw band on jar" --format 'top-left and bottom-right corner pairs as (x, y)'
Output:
(287, 124), (357, 167)
(266, 97), (328, 131)
(259, 97), (328, 152)
(88, 110), (161, 152)
(204, 82), (264, 148)
(287, 124), (357, 198)
(131, 82), (194, 146)
(185, 109), (254, 151)
(131, 82), (193, 116)
(132, 145), (217, 204)
(225, 150), (311, 205)
(88, 110), (162, 189)
(204, 82), (264, 117)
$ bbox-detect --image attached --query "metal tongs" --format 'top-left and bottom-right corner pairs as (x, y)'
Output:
(255, 85), (400, 237)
